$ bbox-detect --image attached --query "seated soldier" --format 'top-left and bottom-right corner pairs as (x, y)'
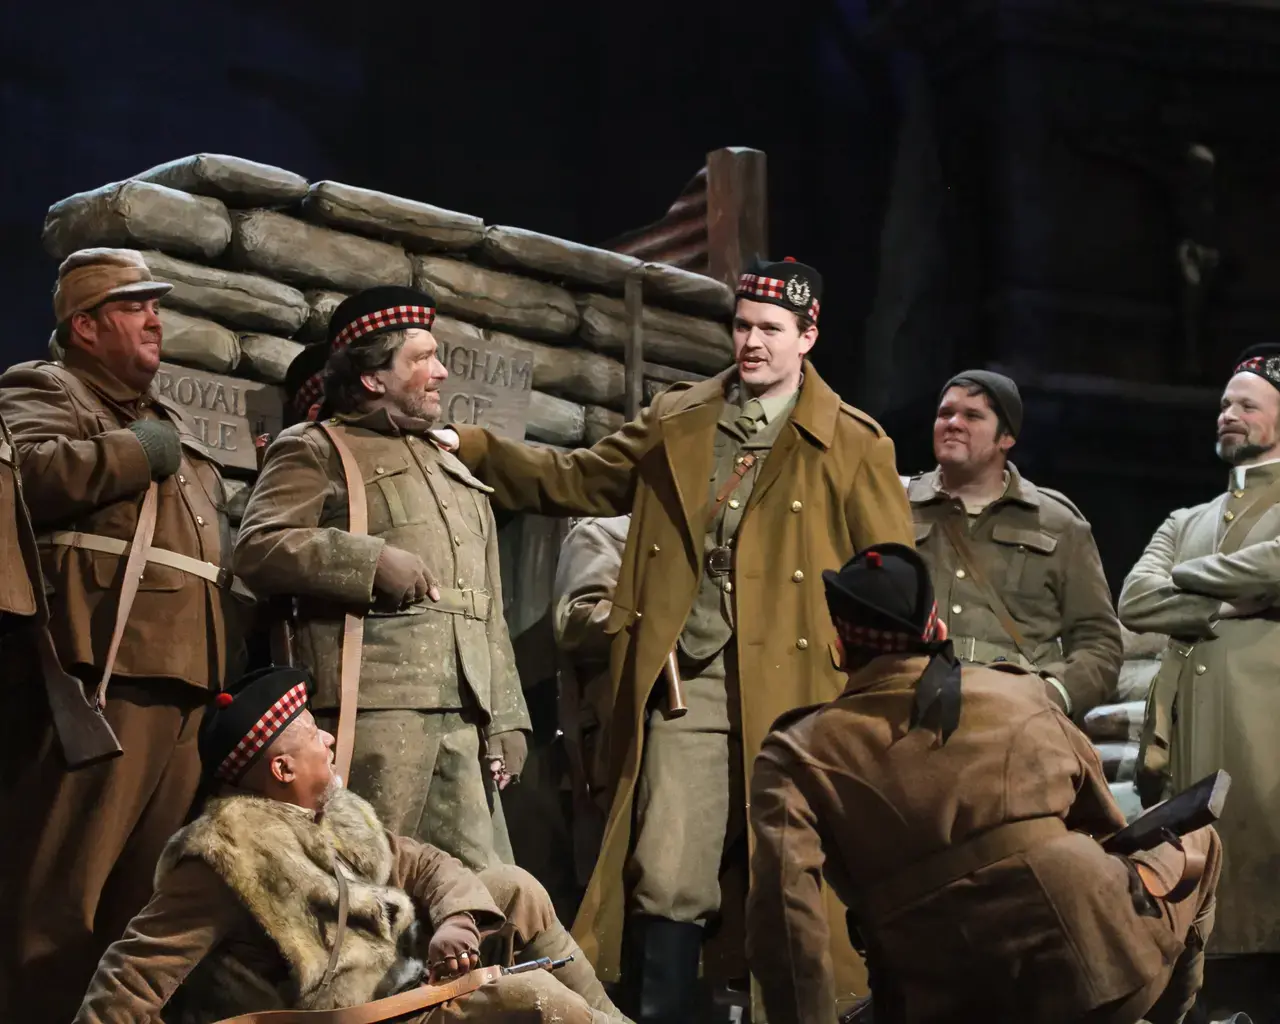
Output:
(74, 665), (631, 1024)
(746, 543), (1224, 1024)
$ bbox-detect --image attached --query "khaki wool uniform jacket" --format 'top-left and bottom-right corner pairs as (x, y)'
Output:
(907, 465), (1121, 719)
(0, 413), (39, 625)
(1119, 460), (1280, 955)
(0, 351), (241, 689)
(747, 656), (1218, 1024)
(452, 361), (915, 991)
(233, 409), (528, 730)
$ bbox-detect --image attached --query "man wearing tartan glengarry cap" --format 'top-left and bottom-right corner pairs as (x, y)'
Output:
(233, 285), (532, 879)
(422, 253), (914, 1021)
(747, 542), (1225, 1024)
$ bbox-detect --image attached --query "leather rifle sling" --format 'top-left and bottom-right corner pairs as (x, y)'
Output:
(94, 482), (160, 710)
(714, 453), (756, 506)
(210, 965), (505, 1024)
(1218, 475), (1280, 555)
(938, 516), (1039, 667)
(318, 858), (352, 994)
(313, 422), (367, 785)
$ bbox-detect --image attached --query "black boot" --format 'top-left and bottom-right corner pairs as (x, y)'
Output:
(618, 914), (703, 1024)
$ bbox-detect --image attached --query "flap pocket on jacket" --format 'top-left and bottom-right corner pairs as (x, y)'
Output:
(914, 520), (934, 545)
(439, 458), (495, 495)
(991, 524), (1057, 555)
(360, 454), (412, 483)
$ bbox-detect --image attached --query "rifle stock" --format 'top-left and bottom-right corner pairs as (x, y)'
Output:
(35, 626), (122, 770)
(663, 649), (688, 719)
(1102, 769), (1231, 856)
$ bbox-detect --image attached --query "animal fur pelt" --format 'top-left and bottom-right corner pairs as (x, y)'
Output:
(158, 787), (425, 1023)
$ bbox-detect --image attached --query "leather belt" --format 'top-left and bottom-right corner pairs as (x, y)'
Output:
(949, 635), (1034, 669)
(861, 817), (1067, 925)
(0, 439), (12, 464)
(37, 531), (254, 601)
(707, 545), (733, 577)
(385, 587), (492, 621)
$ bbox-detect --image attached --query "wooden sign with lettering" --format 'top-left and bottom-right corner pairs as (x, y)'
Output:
(437, 334), (534, 439)
(154, 361), (283, 472)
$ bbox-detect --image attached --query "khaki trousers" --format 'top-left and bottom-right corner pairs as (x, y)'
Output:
(416, 864), (619, 1024)
(317, 708), (514, 872)
(627, 648), (744, 924)
(0, 678), (204, 1024)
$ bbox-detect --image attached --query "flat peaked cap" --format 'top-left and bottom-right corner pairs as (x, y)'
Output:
(53, 247), (172, 323)
(736, 256), (823, 324)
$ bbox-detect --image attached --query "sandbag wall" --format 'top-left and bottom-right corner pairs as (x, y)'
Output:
(42, 154), (737, 521)
(1082, 625), (1164, 821)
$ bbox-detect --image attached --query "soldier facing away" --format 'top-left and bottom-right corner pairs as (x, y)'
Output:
(73, 665), (629, 1024)
(0, 248), (250, 1022)
(746, 543), (1222, 1024)
(1120, 344), (1280, 1012)
(905, 369), (1122, 720)
(233, 286), (531, 872)
(432, 257), (915, 1021)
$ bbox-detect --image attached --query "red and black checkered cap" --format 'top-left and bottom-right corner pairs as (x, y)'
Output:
(328, 286), (437, 354)
(1233, 344), (1280, 391)
(283, 342), (330, 425)
(822, 543), (941, 654)
(198, 667), (313, 784)
(736, 256), (822, 324)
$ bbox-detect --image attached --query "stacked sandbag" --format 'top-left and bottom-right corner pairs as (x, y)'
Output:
(41, 153), (735, 490)
(1084, 625), (1166, 821)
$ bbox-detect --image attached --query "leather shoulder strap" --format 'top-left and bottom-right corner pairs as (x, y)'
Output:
(94, 482), (159, 708)
(937, 516), (1038, 666)
(1218, 476), (1280, 555)
(311, 421), (368, 785)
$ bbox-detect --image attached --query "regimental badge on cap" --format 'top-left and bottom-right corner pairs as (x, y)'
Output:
(736, 256), (823, 325)
(1233, 344), (1280, 390)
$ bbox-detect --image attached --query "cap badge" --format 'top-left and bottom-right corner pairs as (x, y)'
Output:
(1266, 356), (1280, 381)
(785, 276), (811, 307)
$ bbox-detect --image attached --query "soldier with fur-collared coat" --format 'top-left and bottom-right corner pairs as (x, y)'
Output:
(234, 287), (530, 873)
(0, 249), (248, 1022)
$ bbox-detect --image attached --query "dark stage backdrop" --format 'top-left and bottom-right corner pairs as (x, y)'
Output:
(0, 0), (897, 406)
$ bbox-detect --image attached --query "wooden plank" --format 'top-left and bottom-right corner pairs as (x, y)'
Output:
(706, 147), (768, 291)
(153, 362), (282, 473)
(624, 270), (645, 420)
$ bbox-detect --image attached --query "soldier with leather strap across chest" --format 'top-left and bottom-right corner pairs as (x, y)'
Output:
(234, 287), (531, 875)
(905, 370), (1122, 721)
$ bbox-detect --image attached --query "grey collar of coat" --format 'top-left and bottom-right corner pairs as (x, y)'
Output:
(908, 462), (1042, 510)
(661, 359), (842, 450)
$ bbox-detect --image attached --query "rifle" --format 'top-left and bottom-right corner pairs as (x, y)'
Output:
(210, 956), (574, 1024)
(1101, 769), (1230, 856)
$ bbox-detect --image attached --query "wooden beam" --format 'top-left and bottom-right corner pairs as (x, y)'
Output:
(624, 270), (645, 420)
(706, 147), (768, 290)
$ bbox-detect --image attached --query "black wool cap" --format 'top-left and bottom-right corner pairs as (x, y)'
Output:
(283, 341), (330, 425)
(1232, 345), (1280, 391)
(198, 666), (313, 784)
(736, 256), (823, 324)
(822, 543), (938, 644)
(328, 285), (438, 351)
(941, 369), (1023, 438)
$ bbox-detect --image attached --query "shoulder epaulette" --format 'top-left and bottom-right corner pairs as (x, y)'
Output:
(839, 401), (886, 438)
(1037, 486), (1086, 521)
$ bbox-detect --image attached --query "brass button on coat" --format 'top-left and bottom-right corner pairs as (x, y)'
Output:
(952, 604), (962, 615)
(1196, 664), (1207, 675)
(196, 516), (205, 526)
(791, 501), (802, 512)
(796, 638), (809, 650)
(723, 580), (733, 593)
(729, 499), (741, 509)
(650, 544), (660, 555)
(1224, 511), (1236, 522)
(955, 569), (966, 579)
(792, 570), (804, 582)
(1233, 490), (1245, 498)
(375, 466), (385, 474)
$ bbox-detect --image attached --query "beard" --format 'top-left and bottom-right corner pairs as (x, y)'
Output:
(1216, 433), (1275, 466)
(387, 386), (441, 426)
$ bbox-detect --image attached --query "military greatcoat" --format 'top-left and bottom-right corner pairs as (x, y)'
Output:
(452, 361), (915, 996)
(1119, 460), (1280, 955)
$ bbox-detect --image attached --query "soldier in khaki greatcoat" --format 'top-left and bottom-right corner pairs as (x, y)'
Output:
(433, 258), (915, 1022)
(233, 286), (530, 873)
(905, 370), (1122, 720)
(0, 249), (248, 1022)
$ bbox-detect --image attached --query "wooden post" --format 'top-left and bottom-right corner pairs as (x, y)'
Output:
(623, 268), (645, 420)
(706, 147), (769, 291)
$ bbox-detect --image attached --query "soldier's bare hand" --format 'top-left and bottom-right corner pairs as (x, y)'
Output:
(420, 564), (441, 604)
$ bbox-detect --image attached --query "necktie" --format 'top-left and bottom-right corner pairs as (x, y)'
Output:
(733, 398), (766, 439)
